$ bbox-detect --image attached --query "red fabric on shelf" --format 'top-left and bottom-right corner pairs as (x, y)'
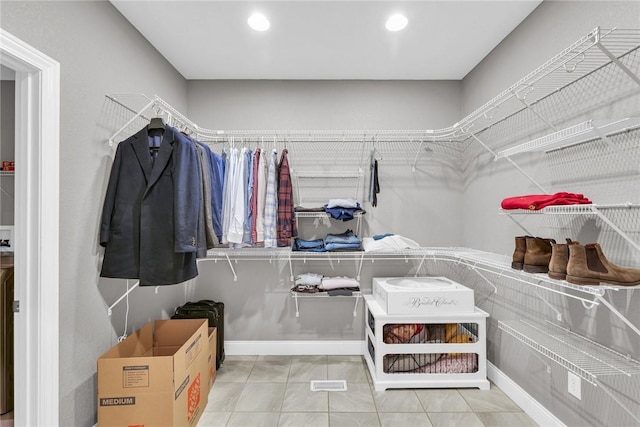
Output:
(501, 192), (591, 210)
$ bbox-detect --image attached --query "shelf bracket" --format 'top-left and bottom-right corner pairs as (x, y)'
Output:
(532, 286), (563, 322)
(353, 294), (361, 317)
(414, 254), (427, 277)
(289, 253), (294, 281)
(590, 207), (640, 254)
(0, 185), (14, 200)
(293, 292), (299, 318)
(591, 123), (640, 174)
(356, 252), (365, 281)
(596, 379), (640, 425)
(595, 292), (640, 339)
(468, 264), (498, 294)
(596, 42), (640, 88)
(469, 131), (548, 193)
(411, 140), (424, 172)
(514, 86), (558, 133)
(107, 280), (140, 316)
(505, 214), (534, 237)
(107, 98), (155, 147)
(224, 253), (238, 281)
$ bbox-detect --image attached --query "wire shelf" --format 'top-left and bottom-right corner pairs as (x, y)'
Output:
(0, 171), (15, 177)
(495, 118), (640, 159)
(291, 291), (363, 298)
(294, 211), (365, 219)
(500, 203), (640, 215)
(499, 319), (640, 385)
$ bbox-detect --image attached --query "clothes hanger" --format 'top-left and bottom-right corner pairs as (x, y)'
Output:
(148, 117), (165, 130)
(148, 107), (166, 131)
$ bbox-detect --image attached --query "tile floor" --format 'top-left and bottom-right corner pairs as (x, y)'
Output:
(197, 355), (539, 427)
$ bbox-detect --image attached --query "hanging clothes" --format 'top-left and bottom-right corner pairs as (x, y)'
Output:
(242, 148), (254, 246)
(250, 148), (266, 244)
(369, 149), (380, 207)
(263, 149), (278, 248)
(220, 148), (232, 244)
(195, 141), (217, 249)
(100, 125), (200, 286)
(209, 150), (225, 243)
(277, 149), (297, 247)
(227, 148), (246, 245)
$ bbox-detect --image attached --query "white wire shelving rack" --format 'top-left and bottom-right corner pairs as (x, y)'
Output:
(459, 27), (640, 155)
(494, 118), (640, 161)
(499, 319), (640, 424)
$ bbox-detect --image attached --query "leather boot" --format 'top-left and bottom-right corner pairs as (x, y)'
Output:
(523, 237), (555, 273)
(511, 236), (530, 270)
(566, 243), (640, 286)
(548, 239), (577, 280)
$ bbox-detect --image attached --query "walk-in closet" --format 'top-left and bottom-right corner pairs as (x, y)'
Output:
(1, 1), (640, 426)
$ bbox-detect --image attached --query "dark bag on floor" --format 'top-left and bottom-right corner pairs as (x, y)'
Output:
(172, 300), (225, 368)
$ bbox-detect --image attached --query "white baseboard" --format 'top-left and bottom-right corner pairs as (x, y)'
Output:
(225, 340), (365, 356)
(488, 362), (565, 427)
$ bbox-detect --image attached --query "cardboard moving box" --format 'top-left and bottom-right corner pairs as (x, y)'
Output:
(97, 319), (209, 427)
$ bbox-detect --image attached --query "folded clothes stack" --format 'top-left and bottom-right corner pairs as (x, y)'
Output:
(320, 276), (360, 296)
(291, 273), (360, 295)
(324, 198), (366, 221)
(292, 229), (363, 252)
(291, 273), (324, 293)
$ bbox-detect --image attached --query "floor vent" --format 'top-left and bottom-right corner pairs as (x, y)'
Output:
(310, 380), (347, 392)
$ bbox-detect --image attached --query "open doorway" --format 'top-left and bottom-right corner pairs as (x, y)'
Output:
(0, 29), (60, 427)
(0, 63), (16, 426)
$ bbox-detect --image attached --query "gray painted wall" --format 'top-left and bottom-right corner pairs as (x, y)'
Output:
(0, 2), (188, 426)
(0, 80), (15, 226)
(460, 2), (640, 426)
(187, 80), (464, 341)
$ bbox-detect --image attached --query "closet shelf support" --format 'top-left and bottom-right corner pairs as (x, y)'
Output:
(505, 214), (534, 237)
(591, 123), (640, 174)
(590, 207), (640, 254)
(596, 40), (640, 87)
(467, 264), (498, 294)
(514, 88), (558, 133)
(107, 280), (139, 316)
(225, 253), (238, 281)
(470, 131), (548, 193)
(107, 98), (155, 147)
(595, 293), (640, 338)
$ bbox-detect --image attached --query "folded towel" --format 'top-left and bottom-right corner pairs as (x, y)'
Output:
(320, 276), (360, 290)
(362, 235), (420, 252)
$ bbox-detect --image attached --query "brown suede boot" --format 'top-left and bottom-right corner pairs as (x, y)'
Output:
(548, 239), (577, 280)
(523, 237), (555, 273)
(511, 236), (530, 270)
(566, 243), (640, 286)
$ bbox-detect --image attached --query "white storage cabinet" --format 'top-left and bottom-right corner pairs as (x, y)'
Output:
(364, 294), (490, 391)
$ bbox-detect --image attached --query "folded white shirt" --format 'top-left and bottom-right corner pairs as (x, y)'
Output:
(326, 198), (360, 209)
(362, 235), (420, 252)
(320, 276), (360, 290)
(295, 273), (323, 286)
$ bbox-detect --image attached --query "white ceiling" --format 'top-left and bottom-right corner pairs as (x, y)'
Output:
(111, 0), (541, 80)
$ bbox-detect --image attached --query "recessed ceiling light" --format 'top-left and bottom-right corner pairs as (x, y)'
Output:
(385, 14), (408, 32)
(248, 13), (270, 31)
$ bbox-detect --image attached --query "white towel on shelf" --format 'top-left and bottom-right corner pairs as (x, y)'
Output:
(362, 235), (420, 252)
(320, 276), (360, 290)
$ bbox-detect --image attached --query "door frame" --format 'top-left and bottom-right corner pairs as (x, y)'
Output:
(0, 28), (60, 426)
